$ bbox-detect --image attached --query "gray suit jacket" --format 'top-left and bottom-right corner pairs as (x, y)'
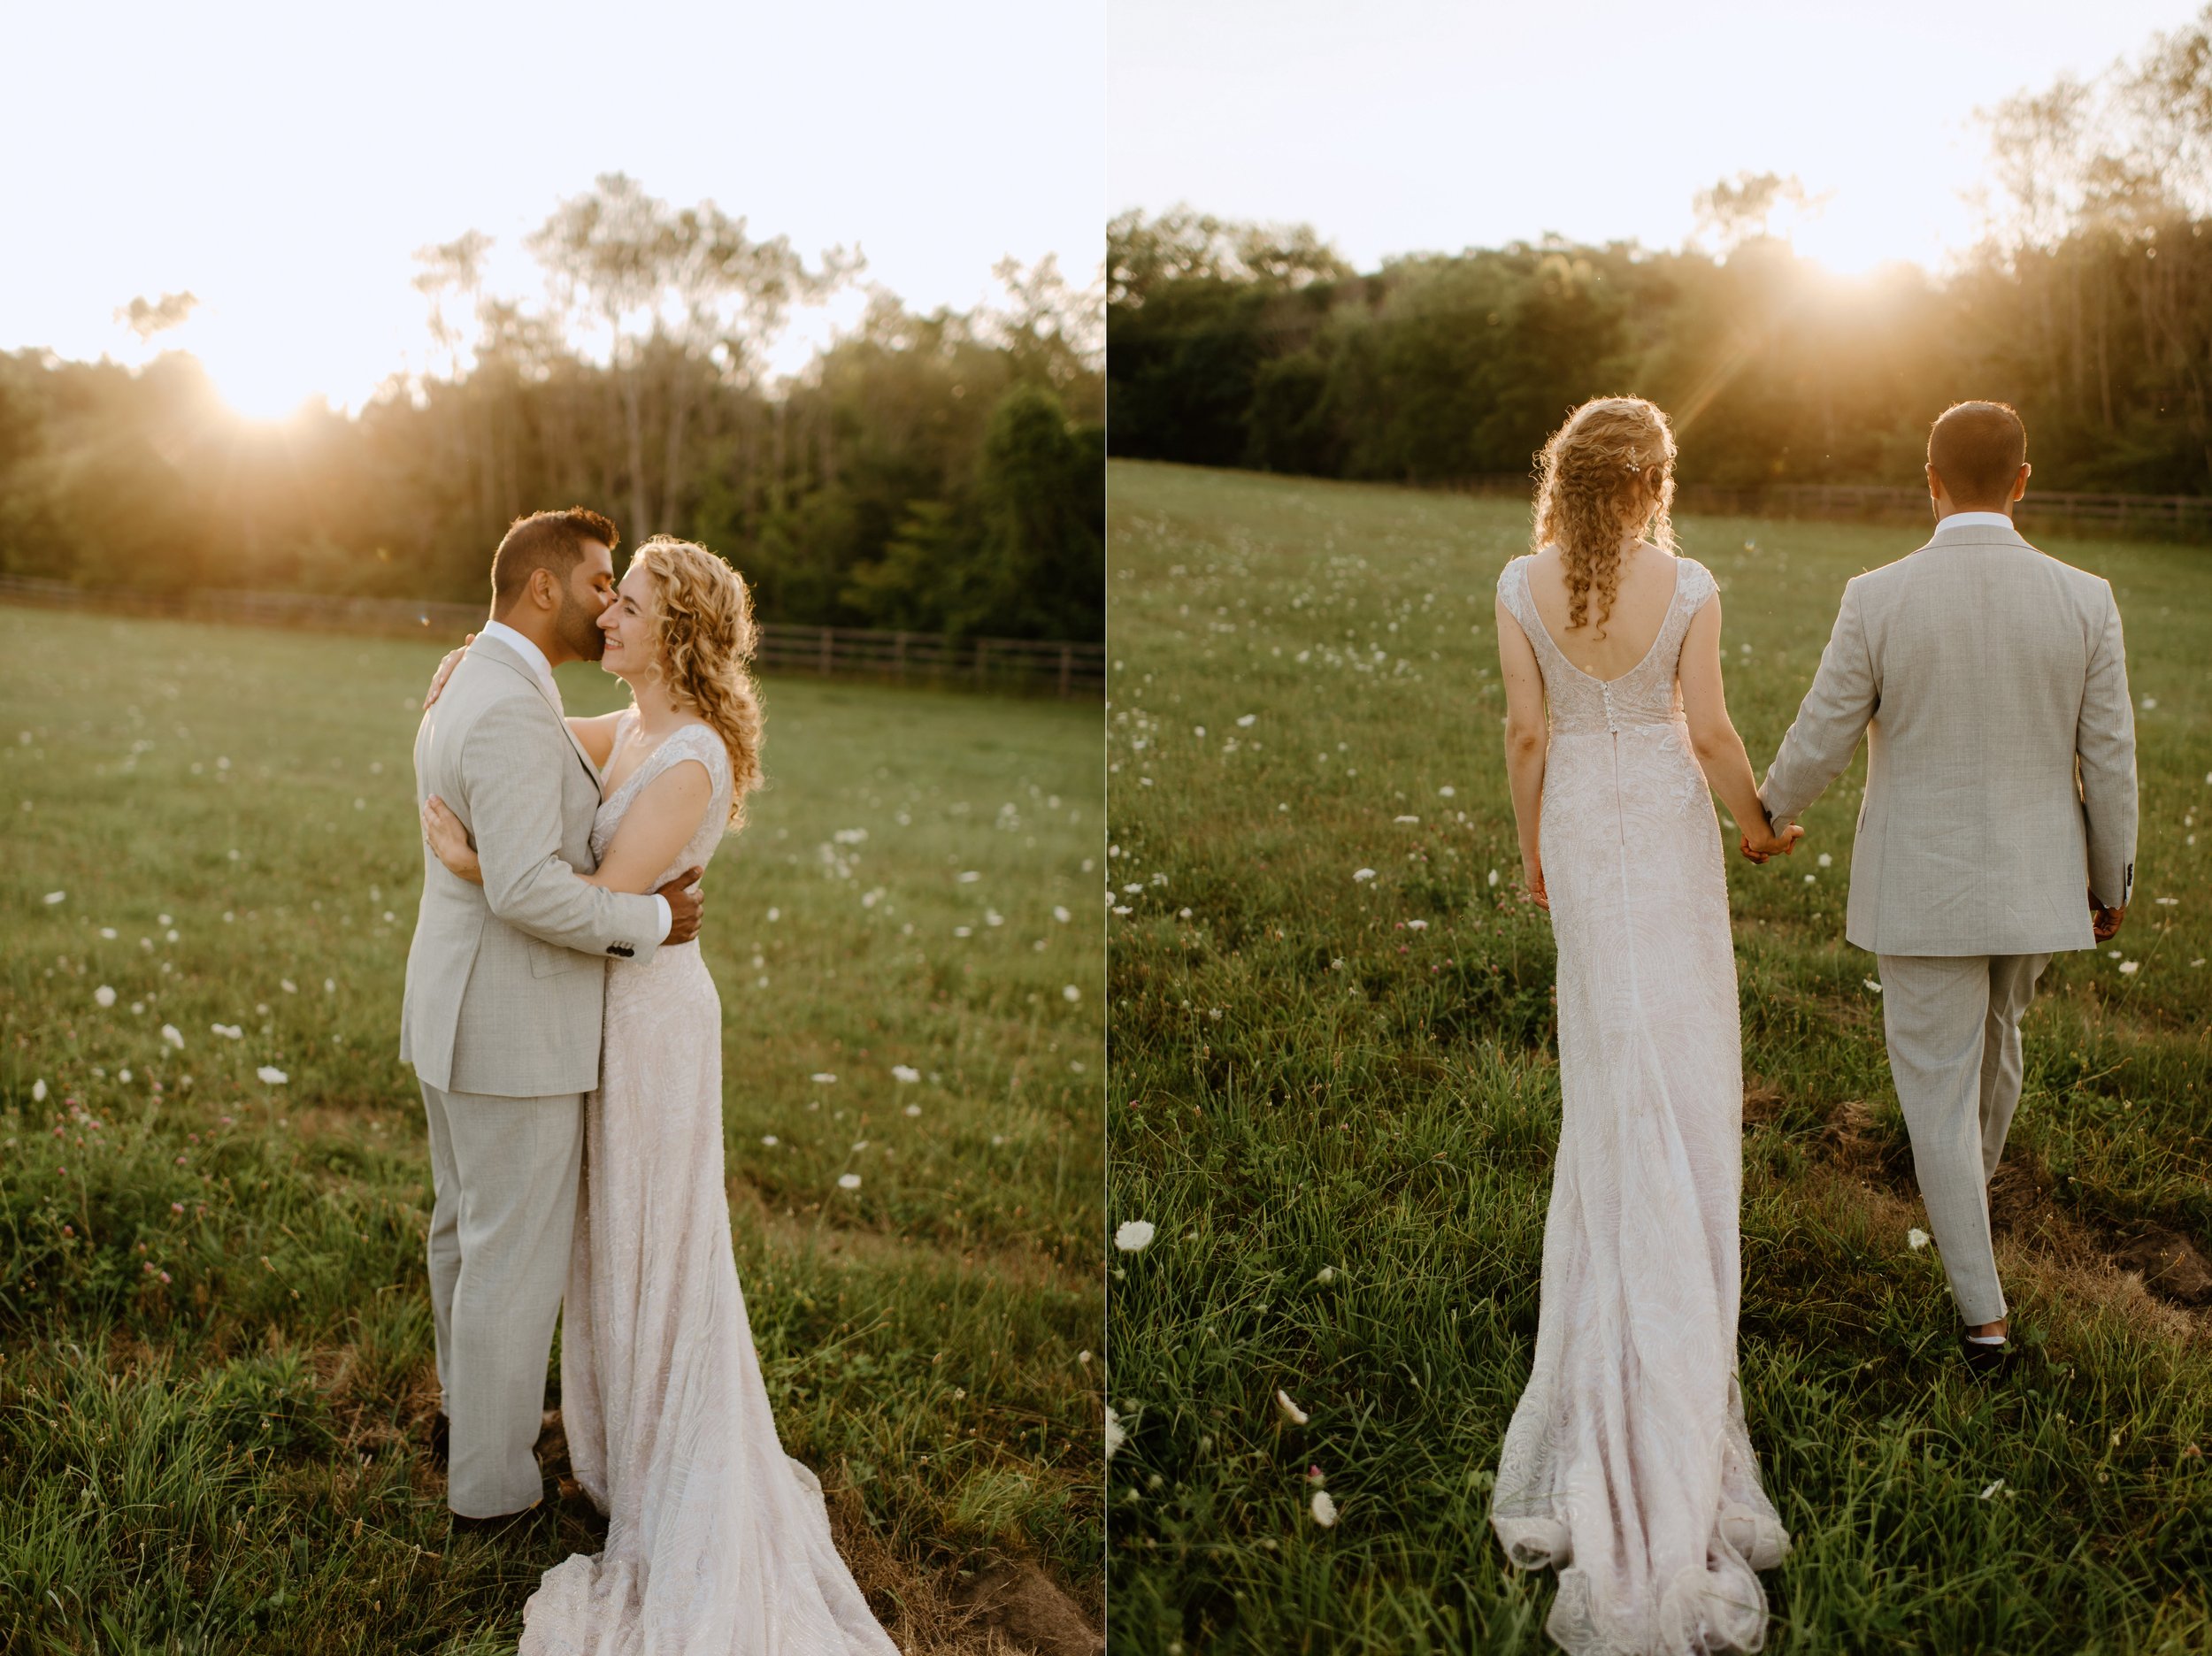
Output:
(1760, 518), (2137, 957)
(399, 635), (666, 1096)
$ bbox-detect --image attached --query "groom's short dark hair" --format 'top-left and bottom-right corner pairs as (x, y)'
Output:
(1928, 402), (2027, 507)
(490, 508), (620, 610)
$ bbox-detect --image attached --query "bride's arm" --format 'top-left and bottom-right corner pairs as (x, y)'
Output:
(420, 762), (712, 894)
(1494, 598), (1550, 908)
(1679, 597), (1801, 860)
(586, 763), (713, 893)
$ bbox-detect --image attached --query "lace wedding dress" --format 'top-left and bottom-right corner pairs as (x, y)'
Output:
(521, 712), (900, 1656)
(1490, 554), (1789, 1656)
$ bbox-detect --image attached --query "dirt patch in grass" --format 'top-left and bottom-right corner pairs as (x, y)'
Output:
(1758, 1080), (2212, 1342)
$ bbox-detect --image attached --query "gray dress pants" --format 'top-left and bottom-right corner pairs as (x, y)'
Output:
(421, 1080), (585, 1518)
(1875, 953), (2051, 1327)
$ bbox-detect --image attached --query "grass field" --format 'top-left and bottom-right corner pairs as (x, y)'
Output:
(1103, 460), (2212, 1654)
(0, 608), (1103, 1653)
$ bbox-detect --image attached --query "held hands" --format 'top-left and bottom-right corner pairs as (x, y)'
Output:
(421, 796), (482, 884)
(659, 868), (706, 945)
(1739, 816), (1805, 864)
(423, 633), (476, 709)
(2091, 893), (2127, 943)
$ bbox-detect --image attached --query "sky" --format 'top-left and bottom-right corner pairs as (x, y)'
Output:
(1110, 0), (2204, 276)
(0, 0), (1103, 417)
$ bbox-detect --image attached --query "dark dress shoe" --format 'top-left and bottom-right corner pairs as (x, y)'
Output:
(1958, 1330), (2018, 1377)
(448, 1503), (541, 1539)
(427, 1411), (449, 1467)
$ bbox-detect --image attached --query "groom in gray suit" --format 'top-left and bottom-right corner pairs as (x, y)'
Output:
(401, 508), (703, 1524)
(1758, 402), (2137, 1374)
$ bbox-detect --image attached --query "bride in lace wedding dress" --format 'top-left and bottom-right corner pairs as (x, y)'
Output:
(424, 536), (899, 1655)
(1487, 399), (1795, 1656)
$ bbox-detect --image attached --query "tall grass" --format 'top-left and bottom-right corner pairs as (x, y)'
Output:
(1104, 461), (2212, 1654)
(0, 610), (1104, 1652)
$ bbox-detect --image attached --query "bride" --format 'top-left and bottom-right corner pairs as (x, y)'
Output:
(420, 536), (899, 1654)
(1488, 397), (1795, 1654)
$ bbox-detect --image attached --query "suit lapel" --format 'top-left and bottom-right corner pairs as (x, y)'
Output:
(470, 638), (603, 787)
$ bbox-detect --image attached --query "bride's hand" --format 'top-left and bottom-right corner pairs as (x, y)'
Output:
(1522, 857), (1550, 911)
(421, 795), (483, 885)
(423, 633), (475, 709)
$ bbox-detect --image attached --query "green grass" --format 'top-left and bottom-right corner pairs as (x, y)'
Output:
(1103, 460), (2212, 1654)
(0, 610), (1104, 1653)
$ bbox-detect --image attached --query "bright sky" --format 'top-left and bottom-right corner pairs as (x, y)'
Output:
(1110, 0), (2202, 276)
(1, 0), (1103, 418)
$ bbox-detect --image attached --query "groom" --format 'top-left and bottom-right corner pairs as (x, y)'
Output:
(1757, 402), (2138, 1375)
(400, 507), (704, 1527)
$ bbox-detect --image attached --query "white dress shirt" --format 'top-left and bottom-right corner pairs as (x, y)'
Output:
(1931, 510), (2019, 534)
(474, 617), (672, 943)
(478, 617), (563, 713)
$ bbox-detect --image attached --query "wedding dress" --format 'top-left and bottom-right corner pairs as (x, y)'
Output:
(1489, 554), (1789, 1656)
(522, 712), (899, 1655)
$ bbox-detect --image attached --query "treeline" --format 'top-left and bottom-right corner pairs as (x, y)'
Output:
(0, 175), (1104, 642)
(1108, 12), (2212, 498)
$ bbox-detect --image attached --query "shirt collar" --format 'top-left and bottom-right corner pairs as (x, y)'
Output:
(1932, 510), (2019, 534)
(478, 618), (562, 710)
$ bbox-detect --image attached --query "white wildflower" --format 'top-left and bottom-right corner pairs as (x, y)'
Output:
(1908, 1228), (1931, 1251)
(1310, 1489), (1339, 1526)
(836, 1173), (861, 1191)
(1115, 1219), (1156, 1252)
(257, 1067), (287, 1085)
(891, 1064), (920, 1083)
(95, 985), (117, 1008)
(161, 1024), (184, 1049)
(1352, 868), (1377, 883)
(1275, 1389), (1309, 1426)
(42, 891), (65, 905)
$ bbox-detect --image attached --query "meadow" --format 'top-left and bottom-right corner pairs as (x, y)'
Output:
(0, 608), (1104, 1653)
(1103, 460), (2212, 1654)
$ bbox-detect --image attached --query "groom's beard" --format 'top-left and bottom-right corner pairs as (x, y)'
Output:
(558, 594), (608, 662)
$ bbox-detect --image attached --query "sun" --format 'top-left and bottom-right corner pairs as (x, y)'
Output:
(195, 326), (325, 422)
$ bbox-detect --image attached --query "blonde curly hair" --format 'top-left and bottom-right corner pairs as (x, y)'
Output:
(630, 535), (764, 827)
(1532, 396), (1678, 639)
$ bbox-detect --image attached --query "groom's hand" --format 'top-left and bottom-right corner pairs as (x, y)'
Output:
(658, 867), (705, 945)
(2091, 893), (2126, 942)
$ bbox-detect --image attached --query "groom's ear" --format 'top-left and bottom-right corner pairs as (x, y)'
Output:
(525, 565), (561, 612)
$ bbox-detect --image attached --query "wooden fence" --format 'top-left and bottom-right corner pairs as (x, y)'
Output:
(1442, 476), (2212, 540)
(0, 574), (1104, 698)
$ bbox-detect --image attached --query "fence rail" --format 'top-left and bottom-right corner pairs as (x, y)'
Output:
(0, 575), (1104, 698)
(1442, 475), (2212, 540)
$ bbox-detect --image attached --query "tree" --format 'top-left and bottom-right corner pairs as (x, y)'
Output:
(527, 172), (858, 540)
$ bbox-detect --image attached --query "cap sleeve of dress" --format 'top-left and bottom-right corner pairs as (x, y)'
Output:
(1676, 556), (1717, 615)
